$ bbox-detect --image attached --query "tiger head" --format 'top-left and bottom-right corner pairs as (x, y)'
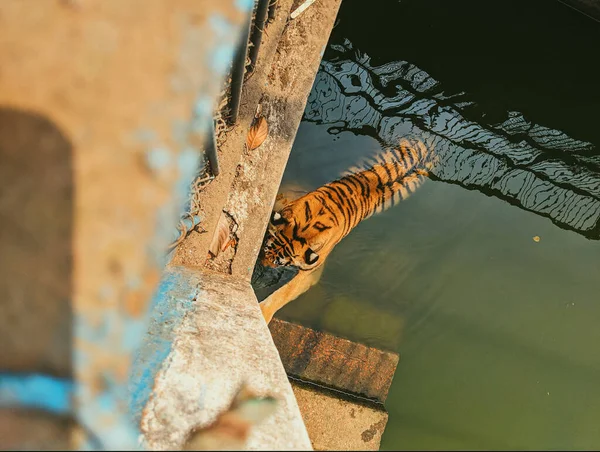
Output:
(260, 194), (341, 271)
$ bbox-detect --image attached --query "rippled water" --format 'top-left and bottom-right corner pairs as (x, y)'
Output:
(262, 0), (600, 449)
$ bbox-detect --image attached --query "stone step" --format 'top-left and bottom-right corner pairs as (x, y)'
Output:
(269, 318), (400, 405)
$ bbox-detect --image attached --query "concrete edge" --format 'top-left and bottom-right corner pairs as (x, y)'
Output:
(134, 266), (312, 450)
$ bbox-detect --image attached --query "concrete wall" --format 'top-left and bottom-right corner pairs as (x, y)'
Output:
(0, 0), (250, 448)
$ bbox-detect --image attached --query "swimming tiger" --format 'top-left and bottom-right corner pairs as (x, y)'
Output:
(257, 137), (434, 323)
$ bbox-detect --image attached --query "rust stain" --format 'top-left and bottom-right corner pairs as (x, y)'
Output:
(361, 419), (387, 443)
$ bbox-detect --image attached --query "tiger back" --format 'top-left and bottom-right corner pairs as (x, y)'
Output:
(260, 137), (434, 271)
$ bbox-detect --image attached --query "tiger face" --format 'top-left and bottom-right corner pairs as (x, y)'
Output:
(260, 194), (341, 271)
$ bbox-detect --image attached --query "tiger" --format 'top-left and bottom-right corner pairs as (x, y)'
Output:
(257, 137), (434, 324)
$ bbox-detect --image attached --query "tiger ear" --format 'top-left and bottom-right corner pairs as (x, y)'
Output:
(305, 249), (319, 265)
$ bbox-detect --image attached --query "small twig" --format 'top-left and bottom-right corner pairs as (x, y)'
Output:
(290, 0), (317, 19)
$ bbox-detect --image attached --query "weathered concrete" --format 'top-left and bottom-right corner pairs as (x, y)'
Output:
(0, 0), (250, 448)
(173, 0), (343, 283)
(134, 0), (345, 449)
(270, 319), (400, 404)
(170, 0), (297, 269)
(268, 319), (398, 449)
(227, 0), (343, 281)
(140, 267), (312, 450)
(292, 382), (389, 451)
(0, 409), (71, 450)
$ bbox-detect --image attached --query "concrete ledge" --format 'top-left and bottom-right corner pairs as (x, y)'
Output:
(170, 0), (297, 269)
(291, 382), (388, 451)
(229, 0), (343, 281)
(138, 267), (311, 450)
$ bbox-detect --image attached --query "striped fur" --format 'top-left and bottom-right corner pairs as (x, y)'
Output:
(260, 137), (433, 271)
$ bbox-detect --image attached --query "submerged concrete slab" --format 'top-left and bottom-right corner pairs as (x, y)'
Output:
(269, 319), (399, 404)
(292, 382), (388, 451)
(139, 267), (311, 450)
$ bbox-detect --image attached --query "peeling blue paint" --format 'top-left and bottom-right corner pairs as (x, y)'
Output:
(212, 45), (236, 73)
(75, 307), (151, 449)
(122, 319), (148, 354)
(128, 267), (200, 425)
(235, 0), (255, 12)
(209, 15), (238, 73)
(0, 373), (73, 415)
(70, 5), (247, 449)
(146, 147), (173, 172)
(177, 147), (200, 175)
(171, 120), (188, 148)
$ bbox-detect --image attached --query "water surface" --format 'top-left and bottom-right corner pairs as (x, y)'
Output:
(269, 0), (600, 449)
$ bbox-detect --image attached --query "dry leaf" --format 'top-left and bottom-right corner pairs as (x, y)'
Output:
(246, 116), (268, 150)
(208, 212), (230, 257)
(183, 385), (278, 451)
(533, 236), (540, 242)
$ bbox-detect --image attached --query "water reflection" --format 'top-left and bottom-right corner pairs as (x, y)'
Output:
(304, 39), (600, 240)
(253, 3), (600, 450)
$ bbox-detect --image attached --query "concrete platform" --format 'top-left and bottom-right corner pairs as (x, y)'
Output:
(269, 319), (399, 450)
(138, 267), (311, 450)
(292, 382), (389, 451)
(269, 319), (399, 404)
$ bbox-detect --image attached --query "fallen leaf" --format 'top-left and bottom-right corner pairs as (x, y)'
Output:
(183, 385), (278, 451)
(533, 236), (540, 242)
(208, 212), (230, 257)
(246, 116), (268, 150)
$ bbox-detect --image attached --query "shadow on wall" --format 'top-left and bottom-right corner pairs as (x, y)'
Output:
(0, 107), (73, 448)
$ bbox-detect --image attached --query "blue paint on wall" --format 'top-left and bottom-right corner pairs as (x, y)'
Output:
(128, 267), (200, 425)
(75, 308), (149, 449)
(194, 98), (212, 119)
(209, 15), (239, 73)
(171, 120), (189, 148)
(236, 0), (256, 12)
(146, 147), (173, 172)
(65, 5), (248, 449)
(0, 373), (74, 415)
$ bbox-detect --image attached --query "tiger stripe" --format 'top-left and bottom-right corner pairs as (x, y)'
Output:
(260, 137), (434, 270)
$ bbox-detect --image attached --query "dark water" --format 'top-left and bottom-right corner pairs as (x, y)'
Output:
(266, 0), (600, 449)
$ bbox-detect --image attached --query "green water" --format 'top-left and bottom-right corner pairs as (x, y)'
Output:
(269, 0), (600, 449)
(279, 124), (600, 449)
